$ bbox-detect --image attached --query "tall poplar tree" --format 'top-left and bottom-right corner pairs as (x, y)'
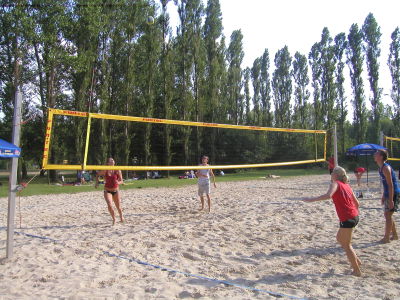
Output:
(204, 0), (223, 161)
(29, 0), (73, 180)
(189, 0), (205, 159)
(251, 57), (261, 125)
(362, 13), (382, 143)
(309, 42), (323, 130)
(272, 46), (292, 128)
(227, 29), (244, 125)
(243, 67), (251, 125)
(388, 27), (400, 135)
(160, 0), (174, 174)
(292, 51), (310, 128)
(334, 32), (348, 154)
(176, 0), (195, 165)
(319, 28), (337, 156)
(347, 24), (367, 143)
(136, 7), (161, 166)
(260, 49), (272, 126)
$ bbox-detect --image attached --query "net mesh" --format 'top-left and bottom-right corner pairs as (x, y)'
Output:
(385, 136), (400, 161)
(42, 109), (327, 171)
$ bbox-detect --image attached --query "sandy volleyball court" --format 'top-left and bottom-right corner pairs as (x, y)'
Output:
(0, 173), (399, 300)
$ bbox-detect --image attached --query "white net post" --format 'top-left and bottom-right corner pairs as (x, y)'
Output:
(6, 88), (22, 259)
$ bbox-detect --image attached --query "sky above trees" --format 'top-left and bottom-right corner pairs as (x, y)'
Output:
(168, 0), (400, 107)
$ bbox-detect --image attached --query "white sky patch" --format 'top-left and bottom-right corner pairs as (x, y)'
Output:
(168, 0), (400, 117)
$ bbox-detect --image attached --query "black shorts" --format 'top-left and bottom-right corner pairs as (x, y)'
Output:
(340, 216), (359, 228)
(105, 190), (118, 196)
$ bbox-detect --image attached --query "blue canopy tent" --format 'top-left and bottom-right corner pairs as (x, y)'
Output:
(0, 138), (21, 158)
(346, 143), (387, 187)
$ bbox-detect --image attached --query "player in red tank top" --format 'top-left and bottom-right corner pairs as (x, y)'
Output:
(95, 158), (124, 225)
(302, 166), (361, 277)
(353, 166), (366, 193)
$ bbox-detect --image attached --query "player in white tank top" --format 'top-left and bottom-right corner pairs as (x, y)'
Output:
(196, 156), (216, 212)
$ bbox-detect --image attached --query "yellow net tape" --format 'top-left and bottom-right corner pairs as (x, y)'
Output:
(385, 136), (400, 142)
(42, 108), (327, 170)
(384, 136), (400, 161)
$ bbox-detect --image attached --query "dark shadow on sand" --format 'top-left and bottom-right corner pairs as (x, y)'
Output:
(186, 271), (343, 292)
(266, 241), (382, 259)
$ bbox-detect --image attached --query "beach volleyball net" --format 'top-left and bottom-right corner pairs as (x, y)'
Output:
(42, 108), (327, 171)
(384, 136), (400, 161)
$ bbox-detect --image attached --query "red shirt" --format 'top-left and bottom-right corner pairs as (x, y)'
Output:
(105, 171), (119, 189)
(331, 181), (358, 222)
(328, 157), (334, 169)
(355, 167), (366, 173)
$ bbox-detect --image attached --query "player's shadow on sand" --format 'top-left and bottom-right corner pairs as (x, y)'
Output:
(186, 271), (342, 290)
(267, 241), (381, 258)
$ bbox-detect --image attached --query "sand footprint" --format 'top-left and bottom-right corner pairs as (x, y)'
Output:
(182, 252), (199, 261)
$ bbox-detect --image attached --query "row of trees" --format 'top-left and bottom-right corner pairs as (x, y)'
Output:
(0, 0), (400, 179)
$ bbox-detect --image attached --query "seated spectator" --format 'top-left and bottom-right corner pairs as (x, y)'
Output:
(179, 171), (190, 179)
(152, 171), (162, 179)
(77, 171), (85, 184)
(83, 171), (91, 182)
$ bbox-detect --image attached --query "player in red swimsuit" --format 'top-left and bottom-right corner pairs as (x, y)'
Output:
(327, 157), (335, 174)
(354, 166), (366, 187)
(95, 158), (124, 225)
(302, 166), (361, 276)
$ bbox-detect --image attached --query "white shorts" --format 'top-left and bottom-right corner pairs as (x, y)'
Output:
(198, 181), (210, 196)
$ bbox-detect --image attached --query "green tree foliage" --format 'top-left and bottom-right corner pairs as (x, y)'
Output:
(308, 42), (323, 130)
(203, 0), (224, 161)
(176, 0), (195, 165)
(0, 1), (30, 137)
(188, 0), (206, 159)
(260, 49), (272, 126)
(243, 67), (251, 125)
(347, 24), (367, 144)
(292, 51), (310, 128)
(272, 46), (292, 128)
(362, 13), (382, 143)
(1, 4), (399, 179)
(388, 27), (400, 136)
(227, 29), (244, 125)
(160, 0), (174, 174)
(251, 57), (261, 125)
(138, 7), (161, 165)
(334, 33), (348, 154)
(319, 28), (337, 133)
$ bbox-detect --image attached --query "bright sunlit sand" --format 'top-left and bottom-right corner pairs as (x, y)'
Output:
(1, 173), (399, 300)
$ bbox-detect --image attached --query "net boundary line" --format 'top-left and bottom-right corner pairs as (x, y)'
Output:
(13, 230), (308, 300)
